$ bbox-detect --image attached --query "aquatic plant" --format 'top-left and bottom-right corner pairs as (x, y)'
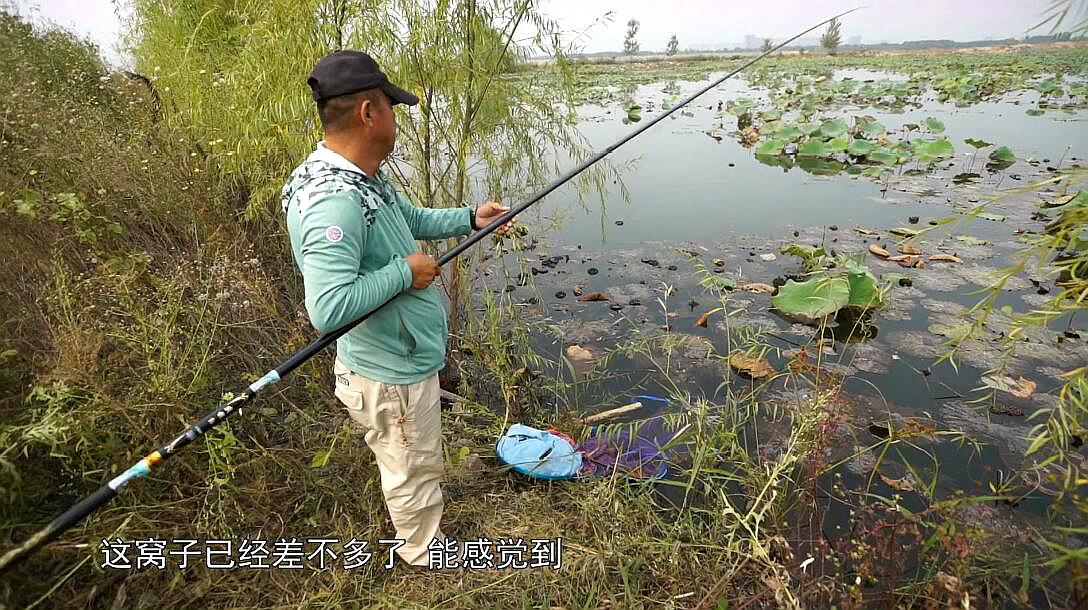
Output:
(773, 251), (886, 319)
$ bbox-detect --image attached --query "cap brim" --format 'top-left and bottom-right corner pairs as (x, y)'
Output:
(381, 81), (419, 106)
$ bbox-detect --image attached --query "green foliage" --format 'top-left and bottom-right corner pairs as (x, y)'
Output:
(819, 117), (848, 138)
(779, 243), (828, 271)
(761, 38), (773, 53)
(623, 18), (640, 55)
(773, 275), (851, 318)
(0, 10), (376, 603)
(128, 0), (594, 223)
(820, 17), (842, 54)
(989, 145), (1017, 163)
(755, 138), (785, 156)
(665, 34), (678, 56)
(913, 138), (955, 163)
(1028, 0), (1088, 36)
(775, 248), (885, 317)
(797, 138), (829, 156)
(840, 259), (883, 309)
(846, 138), (877, 156)
(859, 119), (887, 139)
(986, 145), (1016, 171)
(939, 174), (1088, 579)
(6, 11), (1088, 607)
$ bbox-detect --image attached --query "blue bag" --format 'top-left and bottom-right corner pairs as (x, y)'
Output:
(495, 424), (581, 480)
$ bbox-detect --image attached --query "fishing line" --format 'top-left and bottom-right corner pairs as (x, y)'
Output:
(0, 7), (862, 573)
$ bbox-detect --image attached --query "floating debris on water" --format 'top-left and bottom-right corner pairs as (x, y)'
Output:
(886, 330), (945, 358)
(850, 341), (891, 375)
(954, 265), (1032, 291)
(921, 299), (967, 316)
(911, 270), (968, 292)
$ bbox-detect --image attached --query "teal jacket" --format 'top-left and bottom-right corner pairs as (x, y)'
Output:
(282, 143), (472, 384)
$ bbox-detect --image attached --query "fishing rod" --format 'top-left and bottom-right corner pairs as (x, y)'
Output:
(0, 7), (860, 574)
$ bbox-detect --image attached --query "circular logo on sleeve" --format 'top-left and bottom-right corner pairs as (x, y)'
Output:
(325, 225), (344, 242)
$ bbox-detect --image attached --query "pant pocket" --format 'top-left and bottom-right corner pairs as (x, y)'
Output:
(333, 359), (370, 428)
(402, 376), (442, 457)
(365, 383), (417, 450)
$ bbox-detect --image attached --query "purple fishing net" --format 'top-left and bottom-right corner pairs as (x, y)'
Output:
(576, 418), (684, 479)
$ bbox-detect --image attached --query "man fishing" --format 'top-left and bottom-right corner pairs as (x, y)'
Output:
(281, 50), (513, 567)
(0, 11), (854, 575)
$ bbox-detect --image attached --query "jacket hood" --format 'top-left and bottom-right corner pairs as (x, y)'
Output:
(281, 143), (371, 214)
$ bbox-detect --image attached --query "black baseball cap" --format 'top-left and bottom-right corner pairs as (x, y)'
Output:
(307, 50), (419, 106)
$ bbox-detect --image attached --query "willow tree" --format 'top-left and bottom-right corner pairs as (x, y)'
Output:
(366, 0), (606, 343)
(820, 18), (841, 54)
(127, 0), (605, 355)
(623, 19), (639, 54)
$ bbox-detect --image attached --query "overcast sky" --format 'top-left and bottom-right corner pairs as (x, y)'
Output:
(10, 0), (1066, 63)
(543, 1), (1061, 51)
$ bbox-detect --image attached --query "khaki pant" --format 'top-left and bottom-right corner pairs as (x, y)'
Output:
(333, 359), (445, 566)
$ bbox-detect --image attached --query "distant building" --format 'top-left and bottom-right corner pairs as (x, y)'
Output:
(786, 36), (819, 48)
(744, 35), (761, 50)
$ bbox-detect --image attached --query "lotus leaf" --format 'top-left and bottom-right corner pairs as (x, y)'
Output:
(923, 116), (946, 133)
(797, 138), (829, 156)
(847, 139), (877, 156)
(772, 276), (851, 318)
(819, 118), (848, 138)
(825, 136), (849, 153)
(989, 146), (1016, 163)
(913, 138), (955, 162)
(756, 138), (785, 156)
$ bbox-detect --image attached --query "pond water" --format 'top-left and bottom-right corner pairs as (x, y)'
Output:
(477, 67), (1088, 526)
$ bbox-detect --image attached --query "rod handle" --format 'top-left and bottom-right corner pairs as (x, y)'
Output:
(0, 485), (117, 574)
